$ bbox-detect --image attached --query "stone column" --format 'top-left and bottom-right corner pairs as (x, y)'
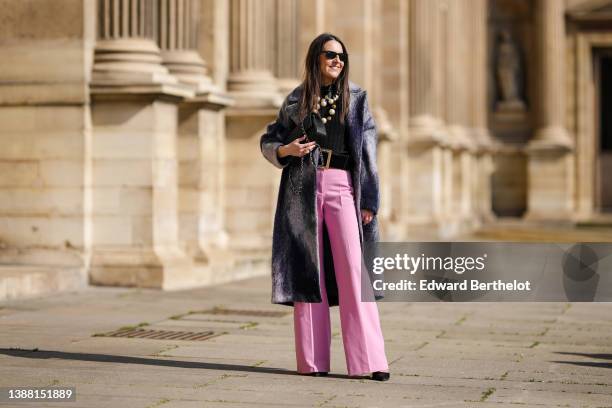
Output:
(227, 0), (281, 107)
(532, 0), (572, 148)
(331, 0), (399, 238)
(153, 0), (236, 277)
(224, 0), (283, 256)
(470, 0), (496, 223)
(445, 0), (471, 144)
(90, 0), (196, 290)
(408, 0), (445, 140)
(406, 0), (446, 235)
(444, 0), (475, 233)
(525, 0), (575, 220)
(297, 0), (325, 67)
(157, 0), (214, 92)
(373, 107), (399, 239)
(275, 0), (301, 94)
(166, 0), (234, 273)
(380, 0), (410, 240)
(327, 0), (376, 92)
(470, 0), (491, 144)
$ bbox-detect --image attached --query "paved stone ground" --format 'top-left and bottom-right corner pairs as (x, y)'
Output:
(1, 272), (611, 408)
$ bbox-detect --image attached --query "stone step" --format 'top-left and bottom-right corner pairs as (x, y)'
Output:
(576, 213), (612, 228)
(467, 221), (612, 242)
(0, 265), (86, 302)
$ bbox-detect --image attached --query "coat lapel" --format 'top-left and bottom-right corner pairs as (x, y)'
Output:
(283, 87), (301, 127)
(345, 88), (363, 163)
(285, 102), (300, 127)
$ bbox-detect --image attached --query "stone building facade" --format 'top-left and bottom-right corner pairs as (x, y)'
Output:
(1, 0), (611, 300)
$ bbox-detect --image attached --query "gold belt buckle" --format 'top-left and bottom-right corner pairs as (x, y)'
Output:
(319, 148), (332, 169)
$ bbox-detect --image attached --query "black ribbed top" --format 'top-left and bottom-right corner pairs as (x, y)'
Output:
(316, 84), (349, 155)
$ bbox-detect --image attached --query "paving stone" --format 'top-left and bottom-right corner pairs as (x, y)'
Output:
(1, 276), (612, 407)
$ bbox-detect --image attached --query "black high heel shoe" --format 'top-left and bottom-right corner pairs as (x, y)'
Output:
(308, 371), (328, 377)
(371, 371), (390, 381)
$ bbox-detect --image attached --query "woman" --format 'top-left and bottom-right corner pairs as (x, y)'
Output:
(260, 33), (390, 381)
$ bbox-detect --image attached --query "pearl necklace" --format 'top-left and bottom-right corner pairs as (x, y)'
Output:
(314, 87), (339, 124)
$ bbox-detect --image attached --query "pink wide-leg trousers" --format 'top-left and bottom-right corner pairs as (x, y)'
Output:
(293, 167), (389, 376)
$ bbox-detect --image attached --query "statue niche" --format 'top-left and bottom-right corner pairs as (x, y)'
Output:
(495, 29), (526, 113)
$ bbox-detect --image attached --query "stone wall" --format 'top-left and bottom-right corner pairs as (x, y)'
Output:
(0, 0), (96, 299)
(1, 0), (611, 300)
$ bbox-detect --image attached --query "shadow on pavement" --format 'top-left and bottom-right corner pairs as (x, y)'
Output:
(551, 351), (612, 369)
(0, 348), (367, 379)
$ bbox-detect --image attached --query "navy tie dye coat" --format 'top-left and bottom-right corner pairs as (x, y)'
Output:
(260, 80), (383, 307)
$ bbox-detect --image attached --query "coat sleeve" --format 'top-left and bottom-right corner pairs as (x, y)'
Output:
(360, 91), (380, 215)
(260, 97), (293, 169)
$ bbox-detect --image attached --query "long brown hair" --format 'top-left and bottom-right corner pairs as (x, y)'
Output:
(298, 33), (350, 125)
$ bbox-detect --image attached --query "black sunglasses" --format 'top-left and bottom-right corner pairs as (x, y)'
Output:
(321, 50), (348, 62)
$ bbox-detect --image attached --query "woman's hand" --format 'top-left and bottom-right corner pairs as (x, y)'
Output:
(361, 209), (374, 225)
(278, 135), (316, 158)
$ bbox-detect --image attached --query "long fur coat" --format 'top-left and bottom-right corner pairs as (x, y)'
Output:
(260, 80), (383, 307)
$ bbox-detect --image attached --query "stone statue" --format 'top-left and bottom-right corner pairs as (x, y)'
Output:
(495, 29), (526, 112)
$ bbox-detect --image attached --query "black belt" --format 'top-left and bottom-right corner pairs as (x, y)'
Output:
(317, 148), (352, 170)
